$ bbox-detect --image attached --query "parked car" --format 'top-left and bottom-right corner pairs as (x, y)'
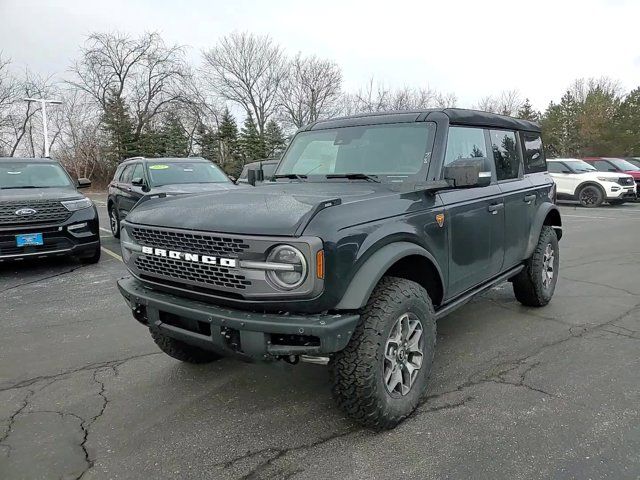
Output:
(237, 159), (279, 184)
(107, 157), (236, 238)
(582, 157), (640, 192)
(547, 158), (636, 206)
(624, 158), (640, 168)
(116, 109), (563, 429)
(0, 157), (100, 263)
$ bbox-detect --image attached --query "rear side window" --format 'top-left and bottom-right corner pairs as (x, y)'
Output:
(490, 130), (521, 181)
(521, 132), (546, 174)
(593, 160), (616, 172)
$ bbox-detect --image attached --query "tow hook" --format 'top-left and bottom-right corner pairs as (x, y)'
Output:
(132, 305), (148, 325)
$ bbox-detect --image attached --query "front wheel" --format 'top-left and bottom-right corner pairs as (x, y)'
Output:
(109, 205), (120, 238)
(329, 277), (436, 430)
(513, 226), (559, 307)
(578, 185), (604, 207)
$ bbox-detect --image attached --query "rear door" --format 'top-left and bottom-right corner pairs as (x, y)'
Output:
(117, 163), (141, 218)
(439, 126), (505, 298)
(494, 129), (535, 269)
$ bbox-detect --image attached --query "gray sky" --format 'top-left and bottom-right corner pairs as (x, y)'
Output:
(1, 0), (639, 110)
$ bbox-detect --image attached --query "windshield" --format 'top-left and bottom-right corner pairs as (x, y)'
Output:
(146, 162), (229, 186)
(608, 158), (640, 171)
(276, 123), (435, 181)
(0, 162), (73, 189)
(564, 160), (596, 173)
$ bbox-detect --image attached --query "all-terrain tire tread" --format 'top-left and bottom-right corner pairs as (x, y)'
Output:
(513, 226), (558, 307)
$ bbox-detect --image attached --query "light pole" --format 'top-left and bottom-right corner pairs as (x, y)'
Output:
(23, 97), (62, 158)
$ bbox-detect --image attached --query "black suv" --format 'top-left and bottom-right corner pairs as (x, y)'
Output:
(117, 109), (562, 429)
(237, 159), (279, 184)
(0, 157), (100, 264)
(107, 157), (235, 238)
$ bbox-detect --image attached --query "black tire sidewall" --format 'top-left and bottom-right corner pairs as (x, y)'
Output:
(109, 206), (120, 237)
(579, 185), (604, 207)
(533, 227), (560, 302)
(373, 292), (435, 419)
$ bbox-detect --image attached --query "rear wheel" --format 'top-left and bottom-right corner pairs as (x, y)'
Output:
(329, 277), (436, 430)
(150, 327), (222, 364)
(578, 185), (604, 207)
(513, 226), (559, 307)
(109, 205), (120, 238)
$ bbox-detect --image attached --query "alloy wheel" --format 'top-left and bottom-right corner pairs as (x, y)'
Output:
(383, 313), (424, 396)
(541, 243), (555, 289)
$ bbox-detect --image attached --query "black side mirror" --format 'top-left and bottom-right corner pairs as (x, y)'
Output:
(77, 178), (91, 189)
(256, 166), (265, 182)
(443, 158), (491, 188)
(247, 169), (257, 186)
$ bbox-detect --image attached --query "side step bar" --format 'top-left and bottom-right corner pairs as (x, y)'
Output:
(434, 265), (524, 320)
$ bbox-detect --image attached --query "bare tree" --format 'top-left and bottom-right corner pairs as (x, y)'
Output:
(202, 32), (285, 135)
(433, 92), (458, 108)
(278, 54), (342, 128)
(69, 32), (188, 138)
(473, 89), (523, 116)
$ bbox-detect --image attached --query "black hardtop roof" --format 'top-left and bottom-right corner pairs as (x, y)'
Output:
(305, 108), (541, 133)
(0, 157), (61, 163)
(121, 156), (211, 164)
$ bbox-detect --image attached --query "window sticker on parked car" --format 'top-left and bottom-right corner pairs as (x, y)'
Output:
(149, 165), (169, 170)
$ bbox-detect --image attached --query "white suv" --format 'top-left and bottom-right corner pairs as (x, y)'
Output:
(548, 158), (636, 207)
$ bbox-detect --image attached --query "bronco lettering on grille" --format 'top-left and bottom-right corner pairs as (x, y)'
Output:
(141, 246), (237, 267)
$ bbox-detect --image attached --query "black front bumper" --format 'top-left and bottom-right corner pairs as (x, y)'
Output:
(117, 277), (360, 360)
(0, 209), (100, 262)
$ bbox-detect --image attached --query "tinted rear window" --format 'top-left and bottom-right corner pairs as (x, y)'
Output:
(521, 132), (546, 174)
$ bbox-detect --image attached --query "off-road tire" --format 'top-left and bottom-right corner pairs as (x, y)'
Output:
(78, 246), (101, 264)
(513, 226), (559, 307)
(109, 205), (120, 238)
(578, 185), (604, 207)
(329, 276), (436, 430)
(150, 327), (223, 364)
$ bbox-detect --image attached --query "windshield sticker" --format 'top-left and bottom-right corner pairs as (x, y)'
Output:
(149, 165), (169, 170)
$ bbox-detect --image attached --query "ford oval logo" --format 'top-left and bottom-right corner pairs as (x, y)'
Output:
(15, 208), (37, 216)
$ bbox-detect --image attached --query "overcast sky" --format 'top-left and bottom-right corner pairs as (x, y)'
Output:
(1, 0), (639, 110)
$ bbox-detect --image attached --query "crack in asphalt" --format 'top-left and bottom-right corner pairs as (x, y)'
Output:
(485, 297), (572, 326)
(0, 388), (34, 448)
(560, 275), (638, 297)
(0, 351), (161, 393)
(0, 264), (87, 295)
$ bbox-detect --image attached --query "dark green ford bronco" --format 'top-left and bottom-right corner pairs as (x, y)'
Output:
(117, 109), (562, 429)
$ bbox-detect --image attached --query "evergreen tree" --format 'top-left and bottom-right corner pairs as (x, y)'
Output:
(217, 108), (241, 174)
(264, 119), (286, 157)
(101, 91), (136, 162)
(517, 98), (540, 122)
(239, 112), (266, 162)
(196, 123), (218, 161)
(158, 112), (189, 157)
(540, 92), (582, 157)
(614, 87), (640, 156)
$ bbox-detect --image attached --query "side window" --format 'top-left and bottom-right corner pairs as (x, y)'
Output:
(113, 166), (124, 182)
(444, 127), (488, 167)
(131, 163), (144, 181)
(593, 160), (616, 172)
(547, 162), (564, 174)
(521, 132), (546, 174)
(120, 164), (135, 183)
(490, 130), (521, 181)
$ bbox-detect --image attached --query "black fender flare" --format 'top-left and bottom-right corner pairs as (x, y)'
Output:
(335, 242), (444, 310)
(525, 203), (562, 259)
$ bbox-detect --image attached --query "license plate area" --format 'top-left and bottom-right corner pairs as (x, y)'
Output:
(16, 233), (44, 247)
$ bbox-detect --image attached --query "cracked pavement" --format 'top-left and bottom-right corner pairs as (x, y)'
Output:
(1, 201), (639, 479)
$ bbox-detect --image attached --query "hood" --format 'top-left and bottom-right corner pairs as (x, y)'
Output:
(572, 171), (628, 180)
(126, 182), (386, 236)
(154, 182), (238, 194)
(0, 186), (83, 202)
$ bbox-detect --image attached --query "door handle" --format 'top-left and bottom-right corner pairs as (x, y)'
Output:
(487, 203), (504, 214)
(524, 194), (537, 204)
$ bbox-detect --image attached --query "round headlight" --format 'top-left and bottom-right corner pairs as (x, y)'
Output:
(266, 245), (307, 290)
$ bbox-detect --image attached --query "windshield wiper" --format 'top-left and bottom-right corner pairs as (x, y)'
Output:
(325, 173), (380, 183)
(272, 174), (307, 180)
(0, 185), (42, 189)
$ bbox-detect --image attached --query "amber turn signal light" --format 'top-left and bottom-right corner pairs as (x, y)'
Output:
(316, 250), (325, 279)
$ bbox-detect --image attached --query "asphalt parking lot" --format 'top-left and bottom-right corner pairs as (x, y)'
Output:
(1, 196), (639, 480)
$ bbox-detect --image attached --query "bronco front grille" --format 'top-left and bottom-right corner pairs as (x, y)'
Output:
(0, 200), (71, 226)
(130, 227), (250, 257)
(135, 255), (252, 290)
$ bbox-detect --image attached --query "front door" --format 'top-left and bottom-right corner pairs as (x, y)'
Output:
(439, 126), (505, 299)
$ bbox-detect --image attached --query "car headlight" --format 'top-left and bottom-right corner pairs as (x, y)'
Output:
(596, 177), (616, 183)
(266, 245), (307, 290)
(62, 198), (93, 211)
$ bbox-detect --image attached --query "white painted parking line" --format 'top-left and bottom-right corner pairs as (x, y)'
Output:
(99, 227), (111, 233)
(101, 247), (122, 261)
(563, 214), (632, 220)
